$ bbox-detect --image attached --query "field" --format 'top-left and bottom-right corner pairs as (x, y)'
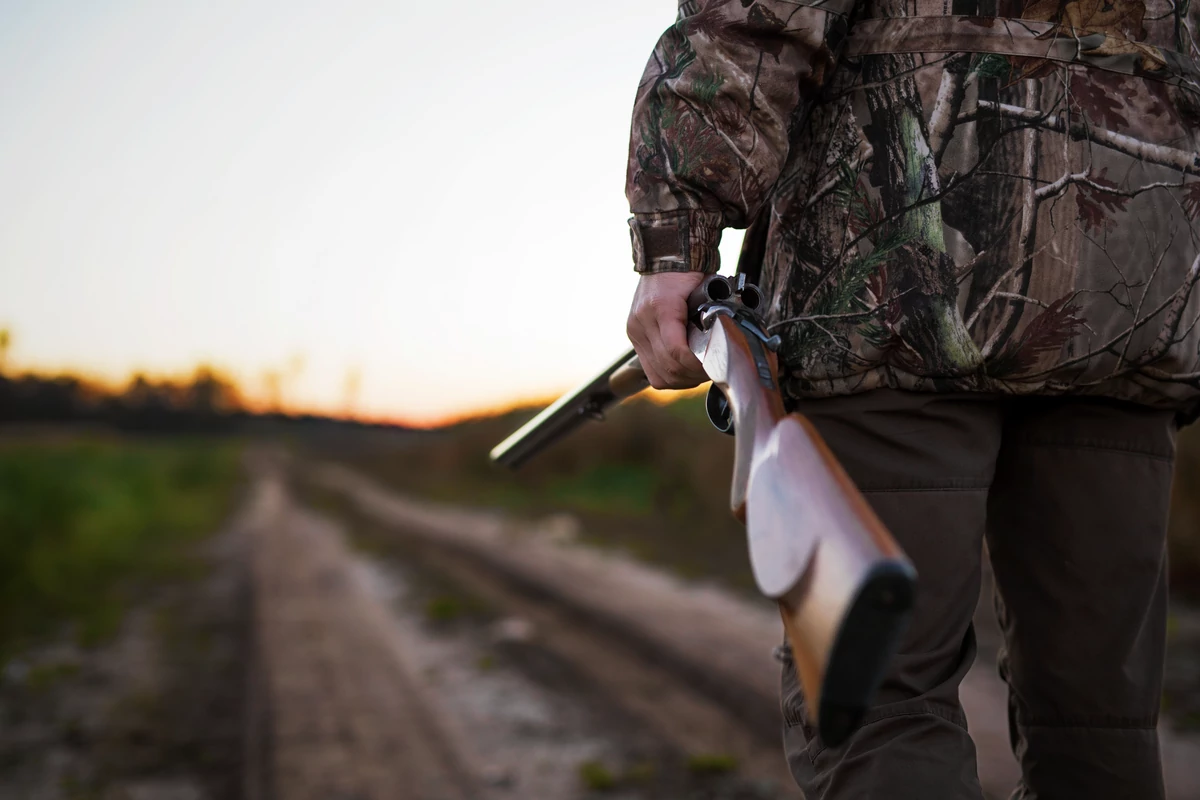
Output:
(0, 435), (243, 662)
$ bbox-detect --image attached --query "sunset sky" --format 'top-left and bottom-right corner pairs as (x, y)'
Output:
(0, 0), (744, 424)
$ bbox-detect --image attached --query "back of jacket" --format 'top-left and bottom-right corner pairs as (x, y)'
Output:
(626, 0), (1200, 413)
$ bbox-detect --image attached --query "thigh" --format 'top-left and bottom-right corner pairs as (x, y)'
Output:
(987, 398), (1176, 799)
(782, 390), (1002, 799)
(797, 390), (1003, 703)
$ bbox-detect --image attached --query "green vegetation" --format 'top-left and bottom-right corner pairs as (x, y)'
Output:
(24, 660), (82, 692)
(542, 464), (658, 515)
(621, 760), (656, 784)
(685, 753), (738, 775)
(423, 595), (464, 623)
(421, 590), (491, 625)
(578, 760), (617, 791)
(0, 437), (241, 662)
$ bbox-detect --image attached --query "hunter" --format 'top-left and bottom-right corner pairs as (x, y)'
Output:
(624, 0), (1200, 797)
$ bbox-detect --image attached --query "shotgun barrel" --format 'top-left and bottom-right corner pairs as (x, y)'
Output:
(489, 274), (737, 469)
(488, 348), (641, 469)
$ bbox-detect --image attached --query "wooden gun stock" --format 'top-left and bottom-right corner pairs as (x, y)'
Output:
(694, 309), (914, 746)
(490, 275), (915, 747)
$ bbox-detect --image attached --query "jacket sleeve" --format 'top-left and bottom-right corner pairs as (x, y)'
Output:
(627, 0), (858, 274)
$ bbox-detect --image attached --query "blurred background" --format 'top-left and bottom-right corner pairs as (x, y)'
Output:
(2, 2), (1198, 799)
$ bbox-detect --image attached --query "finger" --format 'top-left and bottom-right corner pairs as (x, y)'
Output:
(626, 313), (648, 359)
(628, 313), (668, 389)
(643, 315), (695, 389)
(641, 295), (704, 388)
(658, 318), (705, 383)
(638, 325), (674, 389)
(643, 361), (670, 390)
(646, 291), (699, 382)
(638, 306), (681, 389)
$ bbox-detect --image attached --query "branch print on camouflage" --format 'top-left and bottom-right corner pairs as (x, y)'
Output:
(627, 0), (1200, 415)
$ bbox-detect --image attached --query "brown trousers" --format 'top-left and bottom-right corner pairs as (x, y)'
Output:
(779, 390), (1177, 800)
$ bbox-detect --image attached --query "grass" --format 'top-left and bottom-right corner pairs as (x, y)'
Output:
(424, 595), (464, 623)
(621, 760), (656, 784)
(23, 660), (82, 692)
(541, 464), (658, 515)
(578, 760), (617, 791)
(0, 436), (241, 663)
(685, 753), (738, 775)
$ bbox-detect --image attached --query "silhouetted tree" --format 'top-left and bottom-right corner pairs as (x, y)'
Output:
(0, 329), (10, 376)
(181, 366), (242, 416)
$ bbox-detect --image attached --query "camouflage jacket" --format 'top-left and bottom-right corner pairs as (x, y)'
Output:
(626, 0), (1200, 415)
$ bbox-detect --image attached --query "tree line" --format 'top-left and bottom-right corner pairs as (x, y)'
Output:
(0, 329), (396, 435)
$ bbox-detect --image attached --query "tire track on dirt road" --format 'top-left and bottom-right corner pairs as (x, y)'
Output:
(245, 470), (481, 800)
(336, 491), (798, 793)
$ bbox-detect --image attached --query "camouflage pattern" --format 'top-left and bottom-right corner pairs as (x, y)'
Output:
(626, 0), (1200, 414)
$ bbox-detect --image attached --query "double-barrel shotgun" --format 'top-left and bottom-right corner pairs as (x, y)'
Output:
(489, 274), (916, 747)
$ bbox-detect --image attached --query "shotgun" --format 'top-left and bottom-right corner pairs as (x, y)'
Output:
(489, 274), (916, 746)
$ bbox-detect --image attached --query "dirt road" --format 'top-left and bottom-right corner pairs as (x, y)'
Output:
(237, 453), (1200, 799)
(247, 455), (796, 799)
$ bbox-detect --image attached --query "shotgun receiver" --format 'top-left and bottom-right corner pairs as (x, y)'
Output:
(489, 274), (916, 746)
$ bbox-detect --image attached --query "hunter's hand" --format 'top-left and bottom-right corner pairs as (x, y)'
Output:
(626, 272), (709, 390)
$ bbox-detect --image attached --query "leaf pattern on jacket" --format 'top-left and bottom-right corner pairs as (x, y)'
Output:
(1024, 0), (1167, 71)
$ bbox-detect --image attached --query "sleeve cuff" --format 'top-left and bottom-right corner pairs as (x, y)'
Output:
(628, 210), (722, 275)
